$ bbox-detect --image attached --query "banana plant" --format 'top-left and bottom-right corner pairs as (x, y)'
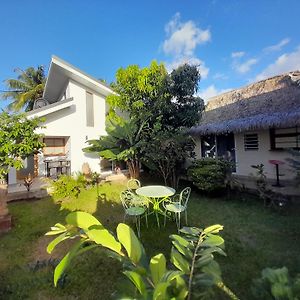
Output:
(83, 117), (147, 179)
(46, 212), (237, 299)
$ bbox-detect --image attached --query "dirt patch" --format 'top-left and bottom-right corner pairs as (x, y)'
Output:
(30, 235), (74, 262)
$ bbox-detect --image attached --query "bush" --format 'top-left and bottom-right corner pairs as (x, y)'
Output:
(188, 158), (229, 193)
(50, 174), (87, 202)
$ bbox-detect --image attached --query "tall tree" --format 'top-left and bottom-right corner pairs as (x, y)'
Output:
(1, 65), (46, 112)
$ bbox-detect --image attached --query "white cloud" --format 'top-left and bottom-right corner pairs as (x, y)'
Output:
(263, 38), (290, 53)
(167, 56), (209, 79)
(255, 46), (300, 81)
(231, 51), (245, 58)
(163, 13), (211, 56)
(198, 85), (231, 102)
(162, 13), (210, 79)
(234, 58), (258, 74)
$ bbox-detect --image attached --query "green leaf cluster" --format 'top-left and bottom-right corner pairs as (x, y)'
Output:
(188, 158), (230, 193)
(252, 267), (300, 299)
(1, 66), (46, 112)
(0, 112), (44, 178)
(46, 211), (237, 299)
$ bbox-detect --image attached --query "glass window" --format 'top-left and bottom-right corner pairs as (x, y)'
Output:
(270, 127), (300, 150)
(43, 138), (65, 156)
(86, 91), (94, 127)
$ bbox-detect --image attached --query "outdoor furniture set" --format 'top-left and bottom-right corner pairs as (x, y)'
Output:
(120, 179), (191, 237)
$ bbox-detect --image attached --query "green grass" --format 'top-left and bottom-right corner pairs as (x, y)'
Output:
(1, 180), (300, 299)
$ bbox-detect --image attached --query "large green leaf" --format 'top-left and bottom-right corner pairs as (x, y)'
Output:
(153, 282), (169, 300)
(47, 232), (69, 254)
(54, 240), (83, 286)
(201, 235), (224, 248)
(150, 253), (166, 286)
(66, 211), (100, 230)
(117, 223), (144, 264)
(170, 248), (190, 274)
(203, 225), (224, 235)
(123, 270), (147, 298)
(66, 212), (121, 253)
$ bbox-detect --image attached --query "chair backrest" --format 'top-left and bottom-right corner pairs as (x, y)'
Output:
(127, 179), (141, 191)
(180, 187), (191, 207)
(120, 190), (135, 209)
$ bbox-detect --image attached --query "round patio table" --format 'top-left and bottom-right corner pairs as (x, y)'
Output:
(136, 185), (175, 227)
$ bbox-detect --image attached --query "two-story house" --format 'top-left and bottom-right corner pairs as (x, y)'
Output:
(8, 56), (114, 184)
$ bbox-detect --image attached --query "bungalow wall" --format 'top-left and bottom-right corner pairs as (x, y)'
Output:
(194, 130), (297, 181)
(235, 130), (295, 180)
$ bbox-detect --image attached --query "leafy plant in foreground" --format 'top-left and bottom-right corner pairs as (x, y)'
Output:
(251, 267), (300, 299)
(46, 211), (238, 299)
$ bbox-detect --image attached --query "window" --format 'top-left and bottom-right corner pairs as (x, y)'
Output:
(43, 138), (65, 156)
(244, 133), (259, 150)
(270, 127), (300, 150)
(86, 91), (94, 127)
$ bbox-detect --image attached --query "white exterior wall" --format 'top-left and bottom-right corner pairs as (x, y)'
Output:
(34, 80), (108, 175)
(235, 130), (295, 180)
(194, 131), (296, 180)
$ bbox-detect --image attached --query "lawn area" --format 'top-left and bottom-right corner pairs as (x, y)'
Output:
(1, 180), (300, 299)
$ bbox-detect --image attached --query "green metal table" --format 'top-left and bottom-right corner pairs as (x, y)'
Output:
(136, 185), (175, 227)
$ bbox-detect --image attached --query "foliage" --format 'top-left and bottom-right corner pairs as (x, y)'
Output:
(83, 118), (147, 179)
(1, 66), (46, 112)
(251, 164), (267, 197)
(46, 211), (237, 299)
(2, 183), (300, 299)
(188, 158), (230, 193)
(103, 62), (204, 186)
(142, 131), (195, 188)
(251, 267), (300, 299)
(107, 61), (168, 125)
(0, 112), (44, 178)
(51, 174), (87, 203)
(286, 150), (300, 186)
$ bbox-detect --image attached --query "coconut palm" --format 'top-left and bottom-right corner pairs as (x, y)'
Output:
(1, 66), (46, 112)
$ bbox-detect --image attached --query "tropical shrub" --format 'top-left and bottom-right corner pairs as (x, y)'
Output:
(188, 158), (229, 194)
(50, 174), (87, 202)
(286, 150), (300, 186)
(46, 212), (238, 299)
(251, 267), (300, 299)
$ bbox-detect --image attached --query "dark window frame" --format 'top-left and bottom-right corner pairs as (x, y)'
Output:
(270, 127), (300, 150)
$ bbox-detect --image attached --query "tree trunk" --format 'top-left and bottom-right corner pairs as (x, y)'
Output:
(127, 160), (140, 179)
(0, 179), (11, 233)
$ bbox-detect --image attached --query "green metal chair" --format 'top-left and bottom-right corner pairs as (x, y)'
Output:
(163, 187), (191, 231)
(127, 179), (141, 192)
(120, 190), (146, 237)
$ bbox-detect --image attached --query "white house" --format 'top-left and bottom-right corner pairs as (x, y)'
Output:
(8, 56), (114, 184)
(190, 71), (300, 184)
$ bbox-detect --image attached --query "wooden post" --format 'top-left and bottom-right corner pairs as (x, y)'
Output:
(0, 179), (11, 233)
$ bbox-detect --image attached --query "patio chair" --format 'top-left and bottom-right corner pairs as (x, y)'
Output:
(163, 187), (191, 231)
(120, 190), (146, 237)
(127, 179), (141, 192)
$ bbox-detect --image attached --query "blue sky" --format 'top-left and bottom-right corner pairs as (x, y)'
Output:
(1, 0), (300, 108)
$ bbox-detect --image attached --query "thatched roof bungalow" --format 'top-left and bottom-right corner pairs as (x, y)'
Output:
(191, 71), (300, 182)
(191, 71), (300, 135)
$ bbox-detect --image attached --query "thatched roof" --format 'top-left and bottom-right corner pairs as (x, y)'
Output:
(190, 71), (300, 135)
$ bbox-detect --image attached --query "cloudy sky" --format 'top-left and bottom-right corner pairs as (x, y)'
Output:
(1, 0), (300, 108)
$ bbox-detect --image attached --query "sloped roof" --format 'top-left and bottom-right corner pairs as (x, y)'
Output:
(190, 71), (300, 135)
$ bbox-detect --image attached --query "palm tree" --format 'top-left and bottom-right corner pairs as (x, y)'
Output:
(1, 66), (46, 111)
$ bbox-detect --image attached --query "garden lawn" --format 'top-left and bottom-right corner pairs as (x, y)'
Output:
(0, 181), (300, 299)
